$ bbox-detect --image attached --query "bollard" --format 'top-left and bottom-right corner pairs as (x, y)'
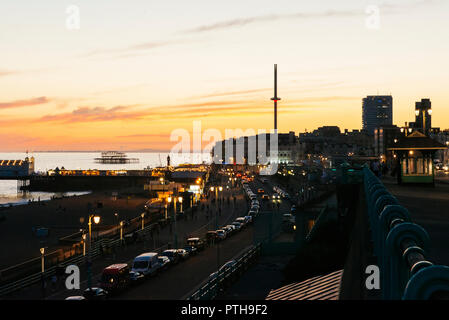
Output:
(403, 265), (449, 300)
(385, 222), (430, 299)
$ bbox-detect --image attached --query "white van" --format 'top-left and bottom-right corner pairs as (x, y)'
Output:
(131, 252), (161, 277)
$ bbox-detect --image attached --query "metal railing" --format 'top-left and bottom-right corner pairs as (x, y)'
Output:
(363, 166), (449, 300)
(186, 243), (261, 300)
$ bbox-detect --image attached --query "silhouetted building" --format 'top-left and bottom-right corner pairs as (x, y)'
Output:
(299, 126), (374, 158)
(362, 96), (393, 135)
(410, 98), (432, 135)
(0, 157), (34, 177)
(212, 131), (301, 165)
(374, 125), (402, 158)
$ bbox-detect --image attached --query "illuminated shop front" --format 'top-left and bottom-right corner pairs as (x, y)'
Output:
(388, 131), (447, 184)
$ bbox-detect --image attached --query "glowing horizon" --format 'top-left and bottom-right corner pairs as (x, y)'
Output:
(1, 0), (449, 152)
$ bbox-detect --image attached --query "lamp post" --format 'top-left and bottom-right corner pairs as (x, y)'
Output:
(179, 196), (183, 213)
(114, 212), (119, 235)
(167, 196), (181, 248)
(40, 247), (46, 299)
(210, 185), (223, 295)
(120, 221), (124, 242)
(40, 247), (45, 274)
(87, 214), (101, 290)
(81, 231), (86, 256)
(164, 199), (168, 220)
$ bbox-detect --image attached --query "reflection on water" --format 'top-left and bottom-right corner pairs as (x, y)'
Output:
(0, 181), (91, 206)
(0, 152), (210, 206)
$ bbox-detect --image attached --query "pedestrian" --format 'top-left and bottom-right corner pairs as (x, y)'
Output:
(371, 160), (380, 177)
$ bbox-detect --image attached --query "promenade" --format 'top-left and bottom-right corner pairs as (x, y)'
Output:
(0, 192), (149, 269)
(3, 184), (252, 300)
(382, 177), (449, 266)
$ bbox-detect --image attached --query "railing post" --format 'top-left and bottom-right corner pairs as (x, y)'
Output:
(378, 205), (411, 295)
(385, 222), (430, 299)
(403, 265), (449, 300)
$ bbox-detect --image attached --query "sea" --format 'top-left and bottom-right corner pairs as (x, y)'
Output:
(0, 152), (211, 206)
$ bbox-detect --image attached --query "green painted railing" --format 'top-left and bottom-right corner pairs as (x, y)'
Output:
(186, 243), (261, 300)
(362, 166), (449, 300)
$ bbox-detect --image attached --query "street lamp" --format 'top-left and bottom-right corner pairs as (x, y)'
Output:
(167, 196), (180, 248)
(40, 246), (47, 298)
(40, 247), (45, 273)
(81, 230), (86, 256)
(120, 221), (124, 242)
(209, 184), (223, 296)
(87, 214), (101, 290)
(178, 196), (183, 213)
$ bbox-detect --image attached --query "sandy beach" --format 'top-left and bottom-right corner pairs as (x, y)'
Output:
(0, 191), (150, 270)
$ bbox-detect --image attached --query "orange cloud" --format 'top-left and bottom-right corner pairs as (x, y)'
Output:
(38, 105), (145, 123)
(0, 96), (50, 109)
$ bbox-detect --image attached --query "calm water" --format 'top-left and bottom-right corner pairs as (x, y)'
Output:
(0, 152), (211, 206)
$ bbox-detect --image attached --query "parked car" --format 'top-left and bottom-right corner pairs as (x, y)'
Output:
(176, 248), (190, 260)
(129, 271), (145, 285)
(216, 229), (227, 240)
(235, 217), (247, 227)
(221, 226), (233, 236)
(65, 296), (86, 300)
(244, 216), (253, 224)
(159, 249), (180, 264)
(225, 224), (237, 234)
(231, 221), (242, 231)
(248, 210), (258, 218)
(157, 255), (171, 270)
(282, 193), (290, 199)
(251, 204), (260, 211)
(187, 237), (205, 251)
(131, 253), (161, 277)
(183, 245), (198, 256)
(206, 231), (219, 243)
(83, 287), (108, 300)
(98, 264), (130, 294)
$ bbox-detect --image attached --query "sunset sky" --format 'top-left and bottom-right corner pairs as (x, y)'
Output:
(1, 0), (448, 152)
